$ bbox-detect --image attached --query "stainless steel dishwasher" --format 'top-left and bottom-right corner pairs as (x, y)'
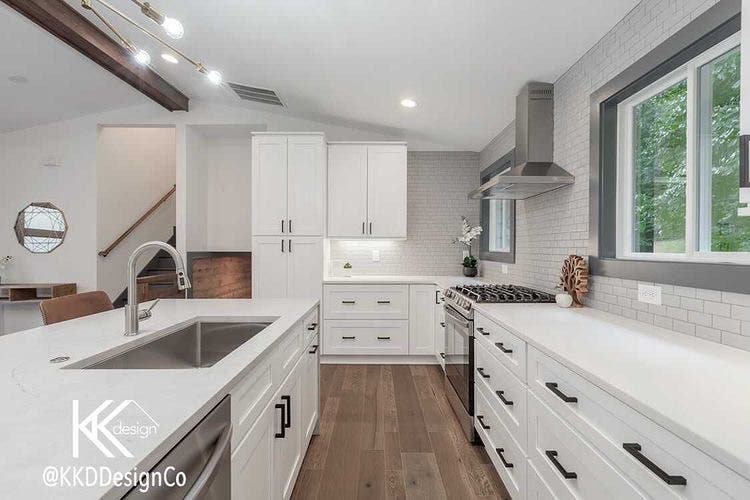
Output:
(124, 395), (232, 499)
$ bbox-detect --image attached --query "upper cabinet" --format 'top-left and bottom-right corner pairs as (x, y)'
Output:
(327, 143), (407, 238)
(252, 133), (326, 236)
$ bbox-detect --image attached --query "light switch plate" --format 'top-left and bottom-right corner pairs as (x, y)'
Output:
(371, 250), (380, 262)
(637, 284), (661, 305)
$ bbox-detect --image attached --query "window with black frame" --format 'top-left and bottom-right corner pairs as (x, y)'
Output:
(479, 150), (515, 263)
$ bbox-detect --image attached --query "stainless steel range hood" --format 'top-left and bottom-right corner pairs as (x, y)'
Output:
(470, 82), (574, 200)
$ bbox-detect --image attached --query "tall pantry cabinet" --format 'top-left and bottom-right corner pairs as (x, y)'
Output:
(251, 133), (325, 299)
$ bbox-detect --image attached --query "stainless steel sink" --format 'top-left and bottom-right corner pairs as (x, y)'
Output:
(76, 322), (271, 369)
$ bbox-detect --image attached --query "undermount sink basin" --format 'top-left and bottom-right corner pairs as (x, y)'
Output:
(74, 322), (272, 369)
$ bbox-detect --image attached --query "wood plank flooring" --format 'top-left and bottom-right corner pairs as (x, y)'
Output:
(291, 364), (510, 500)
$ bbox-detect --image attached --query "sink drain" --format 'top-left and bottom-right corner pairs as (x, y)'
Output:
(49, 356), (70, 364)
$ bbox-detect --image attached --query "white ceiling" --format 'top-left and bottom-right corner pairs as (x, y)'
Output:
(4, 1), (639, 149)
(0, 3), (149, 132)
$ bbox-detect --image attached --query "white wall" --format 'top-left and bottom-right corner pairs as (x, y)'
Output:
(97, 127), (176, 300)
(185, 127), (208, 251)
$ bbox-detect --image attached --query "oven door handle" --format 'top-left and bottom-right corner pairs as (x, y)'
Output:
(444, 306), (471, 329)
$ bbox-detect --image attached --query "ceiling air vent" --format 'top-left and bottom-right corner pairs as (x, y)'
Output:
(228, 82), (284, 106)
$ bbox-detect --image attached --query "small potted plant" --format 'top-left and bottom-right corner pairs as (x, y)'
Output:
(342, 262), (353, 277)
(453, 216), (482, 277)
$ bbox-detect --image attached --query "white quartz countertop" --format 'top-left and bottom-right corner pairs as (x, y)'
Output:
(0, 298), (318, 499)
(473, 303), (750, 481)
(324, 274), (484, 289)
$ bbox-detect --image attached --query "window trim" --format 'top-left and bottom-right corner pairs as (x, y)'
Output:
(588, 0), (750, 293)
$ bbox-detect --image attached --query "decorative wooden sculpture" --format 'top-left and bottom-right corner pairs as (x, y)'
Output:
(559, 255), (589, 307)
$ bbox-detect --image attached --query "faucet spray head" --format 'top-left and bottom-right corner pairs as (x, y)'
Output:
(176, 269), (191, 291)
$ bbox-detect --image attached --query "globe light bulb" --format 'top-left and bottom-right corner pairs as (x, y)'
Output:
(134, 49), (151, 66)
(162, 17), (184, 39)
(206, 70), (222, 85)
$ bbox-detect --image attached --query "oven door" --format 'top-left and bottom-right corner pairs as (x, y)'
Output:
(444, 305), (473, 415)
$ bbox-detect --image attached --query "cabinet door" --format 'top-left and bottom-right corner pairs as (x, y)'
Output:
(287, 135), (325, 236)
(274, 357), (304, 500)
(252, 135), (288, 236)
(367, 145), (407, 238)
(327, 144), (368, 237)
(287, 237), (323, 300)
(231, 399), (275, 500)
(300, 336), (320, 445)
(434, 289), (446, 363)
(252, 237), (288, 298)
(409, 284), (436, 355)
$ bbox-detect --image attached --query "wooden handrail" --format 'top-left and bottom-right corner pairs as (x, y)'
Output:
(98, 185), (176, 257)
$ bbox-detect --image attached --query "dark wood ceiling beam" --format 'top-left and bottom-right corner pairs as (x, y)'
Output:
(1, 0), (189, 111)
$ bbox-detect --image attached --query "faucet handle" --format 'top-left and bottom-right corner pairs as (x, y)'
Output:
(138, 298), (160, 321)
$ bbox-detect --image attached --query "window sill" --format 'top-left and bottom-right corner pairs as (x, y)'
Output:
(589, 256), (750, 294)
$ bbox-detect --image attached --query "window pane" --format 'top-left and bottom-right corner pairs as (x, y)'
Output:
(631, 79), (687, 253)
(489, 199), (511, 252)
(697, 47), (749, 252)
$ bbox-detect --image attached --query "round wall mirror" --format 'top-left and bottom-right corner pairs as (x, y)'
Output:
(14, 202), (68, 253)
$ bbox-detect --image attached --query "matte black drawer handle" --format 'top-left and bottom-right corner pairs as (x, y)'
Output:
(274, 403), (286, 438)
(281, 220), (285, 233)
(546, 450), (577, 479)
(288, 219), (292, 233)
(342, 300), (356, 304)
(377, 300), (391, 304)
(308, 345), (319, 354)
(496, 448), (514, 468)
(440, 322), (445, 327)
(281, 395), (291, 429)
(495, 342), (513, 354)
(623, 443), (686, 486)
(476, 327), (490, 336)
(496, 390), (513, 406)
(435, 290), (440, 304)
(476, 367), (490, 379)
(545, 382), (578, 403)
(377, 336), (391, 340)
(342, 336), (356, 340)
(476, 415), (491, 430)
(439, 352), (445, 359)
(307, 322), (318, 331)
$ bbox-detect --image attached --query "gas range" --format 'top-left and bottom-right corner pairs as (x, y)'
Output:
(444, 284), (555, 319)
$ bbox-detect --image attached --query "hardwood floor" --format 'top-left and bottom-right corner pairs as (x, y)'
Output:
(291, 364), (510, 500)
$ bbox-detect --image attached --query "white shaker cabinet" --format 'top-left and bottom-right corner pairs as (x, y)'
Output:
(327, 142), (407, 238)
(409, 284), (436, 355)
(252, 133), (325, 237)
(252, 237), (323, 299)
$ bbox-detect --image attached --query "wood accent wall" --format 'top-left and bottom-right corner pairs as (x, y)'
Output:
(191, 255), (252, 299)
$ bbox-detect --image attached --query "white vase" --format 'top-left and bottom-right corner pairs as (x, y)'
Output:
(555, 293), (573, 308)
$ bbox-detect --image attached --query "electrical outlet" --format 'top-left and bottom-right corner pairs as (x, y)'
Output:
(371, 250), (380, 262)
(501, 265), (508, 274)
(637, 284), (662, 305)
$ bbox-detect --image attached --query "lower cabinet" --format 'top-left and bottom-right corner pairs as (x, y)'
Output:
(408, 284), (436, 355)
(434, 287), (445, 366)
(232, 332), (320, 500)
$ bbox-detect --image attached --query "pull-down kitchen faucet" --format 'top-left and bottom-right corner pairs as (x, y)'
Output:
(124, 241), (191, 336)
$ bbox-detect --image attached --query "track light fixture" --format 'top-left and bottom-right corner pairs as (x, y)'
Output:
(80, 0), (222, 85)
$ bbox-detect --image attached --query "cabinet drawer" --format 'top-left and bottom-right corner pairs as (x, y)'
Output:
(475, 312), (527, 382)
(528, 347), (747, 499)
(475, 339), (528, 454)
(528, 459), (558, 500)
(475, 382), (527, 499)
(324, 320), (408, 355)
(528, 391), (648, 500)
(230, 355), (274, 450)
(324, 285), (408, 319)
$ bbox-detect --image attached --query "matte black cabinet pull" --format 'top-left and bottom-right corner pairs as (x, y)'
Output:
(476, 327), (490, 336)
(377, 300), (391, 304)
(476, 367), (490, 379)
(439, 352), (445, 359)
(545, 382), (578, 403)
(307, 322), (318, 331)
(476, 415), (491, 430)
(377, 336), (391, 340)
(546, 450), (577, 479)
(281, 395), (291, 428)
(342, 336), (356, 340)
(281, 239), (285, 253)
(369, 222), (373, 234)
(289, 219), (292, 233)
(308, 345), (319, 354)
(496, 448), (514, 468)
(288, 239), (292, 252)
(362, 222), (365, 234)
(274, 403), (286, 438)
(435, 290), (440, 304)
(496, 390), (513, 406)
(623, 443), (687, 485)
(342, 300), (356, 304)
(495, 342), (513, 354)
(281, 220), (285, 233)
(440, 322), (445, 327)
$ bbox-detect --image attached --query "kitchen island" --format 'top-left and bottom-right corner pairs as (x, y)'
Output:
(0, 298), (319, 499)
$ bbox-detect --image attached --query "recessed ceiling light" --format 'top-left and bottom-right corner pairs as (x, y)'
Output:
(400, 98), (417, 108)
(161, 53), (179, 64)
(8, 75), (28, 84)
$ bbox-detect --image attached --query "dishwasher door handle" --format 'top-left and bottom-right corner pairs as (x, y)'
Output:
(184, 424), (233, 500)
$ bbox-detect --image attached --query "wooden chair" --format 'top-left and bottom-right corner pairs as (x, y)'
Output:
(39, 291), (114, 325)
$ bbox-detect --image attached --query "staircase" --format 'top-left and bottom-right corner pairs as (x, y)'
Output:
(112, 229), (185, 308)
